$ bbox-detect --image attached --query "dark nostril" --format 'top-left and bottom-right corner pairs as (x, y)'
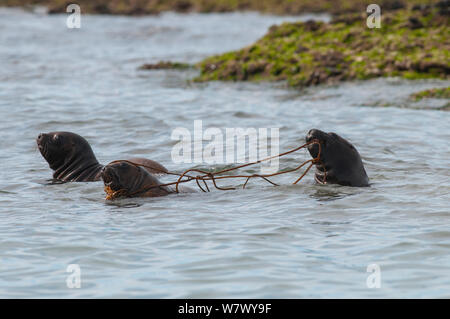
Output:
(37, 133), (48, 141)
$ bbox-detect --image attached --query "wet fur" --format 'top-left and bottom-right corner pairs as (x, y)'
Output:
(102, 161), (172, 199)
(37, 131), (168, 182)
(306, 129), (369, 187)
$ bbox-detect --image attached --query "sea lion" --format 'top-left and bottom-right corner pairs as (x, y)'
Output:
(102, 161), (173, 199)
(306, 129), (369, 187)
(36, 132), (168, 182)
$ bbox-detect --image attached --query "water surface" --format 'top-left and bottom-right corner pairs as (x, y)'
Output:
(0, 8), (449, 298)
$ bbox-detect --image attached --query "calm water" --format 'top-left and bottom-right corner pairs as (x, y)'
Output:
(0, 8), (449, 298)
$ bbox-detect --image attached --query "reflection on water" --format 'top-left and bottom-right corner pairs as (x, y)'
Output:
(43, 179), (68, 185)
(308, 188), (354, 202)
(0, 8), (449, 298)
(105, 201), (144, 209)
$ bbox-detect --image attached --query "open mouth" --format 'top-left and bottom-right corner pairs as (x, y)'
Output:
(101, 167), (120, 191)
(102, 167), (130, 200)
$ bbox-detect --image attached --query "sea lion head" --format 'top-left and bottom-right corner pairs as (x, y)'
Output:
(101, 161), (169, 199)
(36, 132), (99, 180)
(306, 129), (369, 187)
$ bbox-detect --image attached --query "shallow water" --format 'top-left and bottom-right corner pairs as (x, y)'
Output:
(0, 8), (449, 298)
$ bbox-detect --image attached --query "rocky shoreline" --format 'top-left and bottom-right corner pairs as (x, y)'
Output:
(195, 3), (449, 87)
(4, 0), (448, 96)
(411, 87), (450, 100)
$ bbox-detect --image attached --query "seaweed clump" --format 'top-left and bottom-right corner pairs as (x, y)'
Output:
(411, 87), (450, 100)
(196, 4), (450, 87)
(139, 61), (191, 70)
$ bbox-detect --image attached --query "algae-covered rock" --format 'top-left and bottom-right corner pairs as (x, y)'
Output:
(411, 87), (450, 100)
(139, 61), (191, 70)
(196, 4), (450, 87)
(410, 86), (450, 110)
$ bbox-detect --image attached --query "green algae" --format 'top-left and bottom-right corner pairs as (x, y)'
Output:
(138, 61), (192, 70)
(411, 87), (450, 100)
(195, 5), (449, 87)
